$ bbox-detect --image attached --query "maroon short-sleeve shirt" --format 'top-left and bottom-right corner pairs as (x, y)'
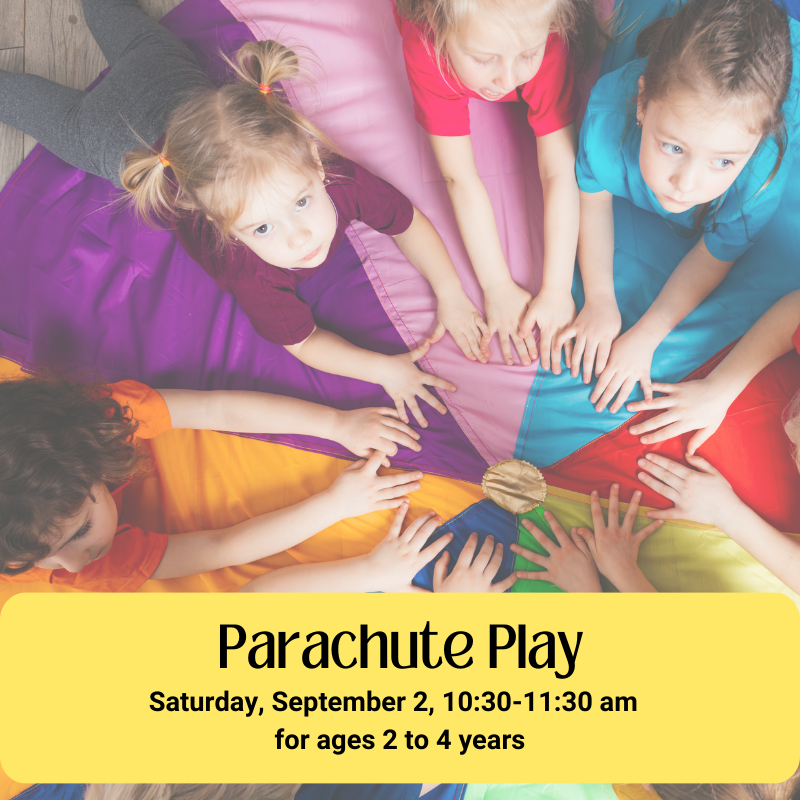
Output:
(172, 156), (414, 345)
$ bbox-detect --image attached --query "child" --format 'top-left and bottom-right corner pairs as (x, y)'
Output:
(557, 0), (799, 413)
(240, 502), (517, 593)
(393, 0), (608, 368)
(0, 374), (423, 591)
(510, 486), (662, 592)
(0, 0), (482, 429)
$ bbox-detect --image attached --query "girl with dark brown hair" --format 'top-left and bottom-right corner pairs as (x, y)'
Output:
(556, 0), (798, 415)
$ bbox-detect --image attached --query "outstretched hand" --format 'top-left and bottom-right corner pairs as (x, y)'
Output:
(433, 533), (518, 593)
(554, 300), (621, 384)
(368, 502), (452, 591)
(571, 485), (661, 590)
(510, 512), (602, 592)
(627, 378), (731, 453)
(326, 451), (423, 520)
(379, 340), (457, 428)
(333, 407), (422, 466)
(518, 289), (577, 373)
(590, 328), (658, 413)
(483, 281), (537, 367)
(637, 452), (740, 527)
(432, 291), (491, 363)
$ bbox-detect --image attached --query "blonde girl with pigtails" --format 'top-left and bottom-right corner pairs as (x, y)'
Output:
(0, 2), (488, 430)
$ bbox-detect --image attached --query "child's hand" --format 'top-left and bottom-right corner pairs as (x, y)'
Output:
(591, 328), (659, 413)
(626, 378), (733, 454)
(378, 341), (457, 428)
(483, 281), (536, 367)
(518, 289), (577, 373)
(637, 452), (742, 528)
(332, 407), (422, 465)
(510, 512), (602, 592)
(572, 485), (662, 586)
(367, 502), (452, 591)
(431, 290), (491, 363)
(326, 451), (423, 520)
(432, 533), (518, 593)
(554, 300), (622, 384)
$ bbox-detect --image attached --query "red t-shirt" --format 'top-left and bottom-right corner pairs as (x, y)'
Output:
(793, 323), (800, 354)
(1, 381), (172, 592)
(393, 4), (580, 137)
(172, 156), (414, 346)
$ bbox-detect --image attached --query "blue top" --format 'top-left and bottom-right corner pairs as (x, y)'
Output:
(576, 14), (800, 262)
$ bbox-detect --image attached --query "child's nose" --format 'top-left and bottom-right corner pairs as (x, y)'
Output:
(493, 63), (515, 92)
(287, 225), (312, 250)
(672, 162), (697, 194)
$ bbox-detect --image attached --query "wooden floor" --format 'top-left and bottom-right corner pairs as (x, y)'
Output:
(0, 0), (182, 188)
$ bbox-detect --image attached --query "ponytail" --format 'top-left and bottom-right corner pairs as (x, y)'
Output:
(120, 40), (339, 237)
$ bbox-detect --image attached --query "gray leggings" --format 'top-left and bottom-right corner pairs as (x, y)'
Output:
(0, 0), (211, 187)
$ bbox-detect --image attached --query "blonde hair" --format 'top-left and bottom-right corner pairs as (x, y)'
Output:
(394, 0), (609, 72)
(121, 40), (339, 240)
(84, 786), (299, 800)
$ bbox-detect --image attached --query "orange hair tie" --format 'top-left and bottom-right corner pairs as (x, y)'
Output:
(258, 83), (273, 95)
(158, 152), (171, 167)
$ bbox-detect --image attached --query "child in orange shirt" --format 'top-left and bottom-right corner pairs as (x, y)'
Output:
(0, 373), (423, 592)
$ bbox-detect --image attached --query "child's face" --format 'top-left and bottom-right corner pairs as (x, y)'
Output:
(228, 164), (338, 270)
(637, 84), (762, 214)
(34, 482), (119, 573)
(445, 15), (551, 100)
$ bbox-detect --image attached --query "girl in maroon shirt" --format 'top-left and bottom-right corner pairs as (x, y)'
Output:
(125, 40), (492, 428)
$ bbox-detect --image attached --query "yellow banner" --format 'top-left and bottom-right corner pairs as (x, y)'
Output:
(1, 593), (798, 784)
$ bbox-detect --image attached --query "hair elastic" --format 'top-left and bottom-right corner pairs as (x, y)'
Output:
(158, 152), (171, 167)
(258, 83), (273, 95)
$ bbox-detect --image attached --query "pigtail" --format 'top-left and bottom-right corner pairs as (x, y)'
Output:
(120, 147), (179, 227)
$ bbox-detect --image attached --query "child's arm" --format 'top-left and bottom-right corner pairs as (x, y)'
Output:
(150, 452), (423, 580)
(518, 124), (580, 372)
(429, 134), (537, 367)
(285, 329), (456, 429)
(238, 503), (449, 592)
(393, 207), (491, 363)
(510, 511), (604, 592)
(554, 189), (621, 383)
(591, 238), (735, 413)
(571, 485), (661, 592)
(626, 289), (800, 452)
(638, 453), (800, 595)
(158, 389), (421, 464)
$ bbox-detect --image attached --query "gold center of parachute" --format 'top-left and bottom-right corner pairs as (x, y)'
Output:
(481, 459), (548, 514)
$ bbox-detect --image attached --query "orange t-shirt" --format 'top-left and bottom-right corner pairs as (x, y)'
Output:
(1, 380), (172, 592)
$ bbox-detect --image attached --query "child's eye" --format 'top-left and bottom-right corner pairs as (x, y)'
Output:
(296, 196), (311, 210)
(69, 520), (92, 544)
(712, 158), (733, 169)
(660, 142), (683, 156)
(471, 56), (492, 66)
(254, 223), (274, 237)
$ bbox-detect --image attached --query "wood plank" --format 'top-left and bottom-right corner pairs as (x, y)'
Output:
(19, 0), (188, 162)
(140, 0), (184, 21)
(0, 48), (24, 187)
(0, 0), (25, 49)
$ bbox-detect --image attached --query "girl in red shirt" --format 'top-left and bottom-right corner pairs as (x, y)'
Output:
(393, 0), (608, 369)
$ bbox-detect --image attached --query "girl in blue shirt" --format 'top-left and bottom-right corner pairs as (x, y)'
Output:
(556, 0), (799, 412)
